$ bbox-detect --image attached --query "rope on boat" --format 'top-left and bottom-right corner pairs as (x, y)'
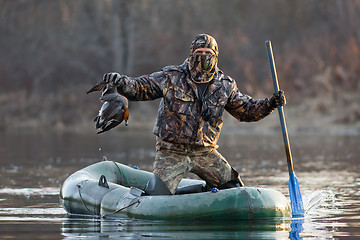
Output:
(76, 162), (139, 218)
(101, 199), (141, 218)
(112, 161), (124, 185)
(77, 184), (98, 217)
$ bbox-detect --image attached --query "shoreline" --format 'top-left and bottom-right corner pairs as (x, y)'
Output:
(1, 90), (359, 136)
(2, 114), (358, 137)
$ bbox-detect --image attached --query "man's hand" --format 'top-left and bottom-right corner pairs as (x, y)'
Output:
(103, 72), (125, 86)
(268, 90), (286, 108)
(87, 72), (124, 94)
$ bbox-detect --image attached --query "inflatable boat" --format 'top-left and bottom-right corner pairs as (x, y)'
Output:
(60, 160), (291, 220)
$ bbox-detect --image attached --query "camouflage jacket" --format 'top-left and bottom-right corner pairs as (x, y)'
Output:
(116, 60), (275, 147)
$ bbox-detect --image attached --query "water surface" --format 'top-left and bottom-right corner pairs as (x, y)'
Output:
(0, 130), (359, 239)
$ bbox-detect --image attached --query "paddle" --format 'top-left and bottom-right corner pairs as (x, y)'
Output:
(265, 40), (305, 217)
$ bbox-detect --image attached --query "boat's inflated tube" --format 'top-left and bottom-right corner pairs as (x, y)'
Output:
(60, 161), (292, 220)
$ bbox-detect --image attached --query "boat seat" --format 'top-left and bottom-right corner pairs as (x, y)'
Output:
(218, 179), (243, 189)
(175, 183), (210, 195)
(143, 175), (172, 196)
(175, 180), (242, 195)
(142, 174), (242, 196)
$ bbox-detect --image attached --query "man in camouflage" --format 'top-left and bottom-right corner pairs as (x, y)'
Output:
(103, 34), (286, 194)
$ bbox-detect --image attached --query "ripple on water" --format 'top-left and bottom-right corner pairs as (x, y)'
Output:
(0, 187), (59, 196)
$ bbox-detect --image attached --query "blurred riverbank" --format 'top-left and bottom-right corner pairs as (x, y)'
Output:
(1, 0), (359, 136)
(1, 88), (359, 136)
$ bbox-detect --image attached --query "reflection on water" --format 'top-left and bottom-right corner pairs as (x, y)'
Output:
(0, 131), (359, 239)
(61, 216), (291, 239)
(290, 218), (304, 240)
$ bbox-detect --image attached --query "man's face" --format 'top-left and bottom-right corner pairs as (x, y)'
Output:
(193, 48), (215, 55)
(188, 34), (219, 83)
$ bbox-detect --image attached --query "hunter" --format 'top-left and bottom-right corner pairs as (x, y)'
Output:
(103, 33), (285, 194)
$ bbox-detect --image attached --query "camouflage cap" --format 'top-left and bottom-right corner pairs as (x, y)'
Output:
(190, 34), (219, 56)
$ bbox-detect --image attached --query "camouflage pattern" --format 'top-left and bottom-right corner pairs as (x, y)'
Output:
(110, 34), (280, 193)
(188, 34), (219, 83)
(115, 59), (276, 147)
(153, 137), (243, 194)
(189, 34), (219, 56)
(104, 34), (281, 194)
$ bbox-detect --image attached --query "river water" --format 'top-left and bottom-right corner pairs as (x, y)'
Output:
(0, 129), (359, 239)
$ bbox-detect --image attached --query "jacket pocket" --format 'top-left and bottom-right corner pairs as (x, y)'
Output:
(170, 87), (195, 114)
(174, 87), (194, 102)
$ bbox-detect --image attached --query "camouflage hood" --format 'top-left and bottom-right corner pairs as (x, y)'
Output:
(188, 34), (219, 83)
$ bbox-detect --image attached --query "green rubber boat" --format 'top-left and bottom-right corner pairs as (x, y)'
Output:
(60, 160), (291, 220)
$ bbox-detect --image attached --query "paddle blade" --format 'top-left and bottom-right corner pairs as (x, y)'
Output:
(289, 172), (305, 217)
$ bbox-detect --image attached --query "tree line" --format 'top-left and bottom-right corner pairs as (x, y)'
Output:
(0, 0), (359, 131)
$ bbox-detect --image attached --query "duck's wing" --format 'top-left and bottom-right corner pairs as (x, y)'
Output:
(106, 102), (125, 118)
(100, 92), (119, 101)
(97, 116), (123, 134)
(95, 101), (124, 128)
(87, 81), (106, 94)
(92, 88), (129, 133)
(94, 101), (110, 128)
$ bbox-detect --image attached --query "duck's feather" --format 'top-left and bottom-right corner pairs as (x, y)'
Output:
(86, 81), (106, 94)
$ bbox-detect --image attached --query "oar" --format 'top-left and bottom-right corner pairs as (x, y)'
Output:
(265, 40), (305, 217)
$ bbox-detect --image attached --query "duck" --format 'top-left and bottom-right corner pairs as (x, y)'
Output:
(87, 81), (129, 134)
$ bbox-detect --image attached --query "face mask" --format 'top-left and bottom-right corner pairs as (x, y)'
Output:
(190, 54), (216, 73)
(189, 53), (217, 83)
(200, 54), (216, 72)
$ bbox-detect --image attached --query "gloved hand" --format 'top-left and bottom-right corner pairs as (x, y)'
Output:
(268, 90), (286, 108)
(103, 72), (125, 86)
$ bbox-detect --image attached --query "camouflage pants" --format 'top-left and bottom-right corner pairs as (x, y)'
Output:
(153, 137), (244, 194)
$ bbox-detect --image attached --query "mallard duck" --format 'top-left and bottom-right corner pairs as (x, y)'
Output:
(87, 82), (129, 134)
